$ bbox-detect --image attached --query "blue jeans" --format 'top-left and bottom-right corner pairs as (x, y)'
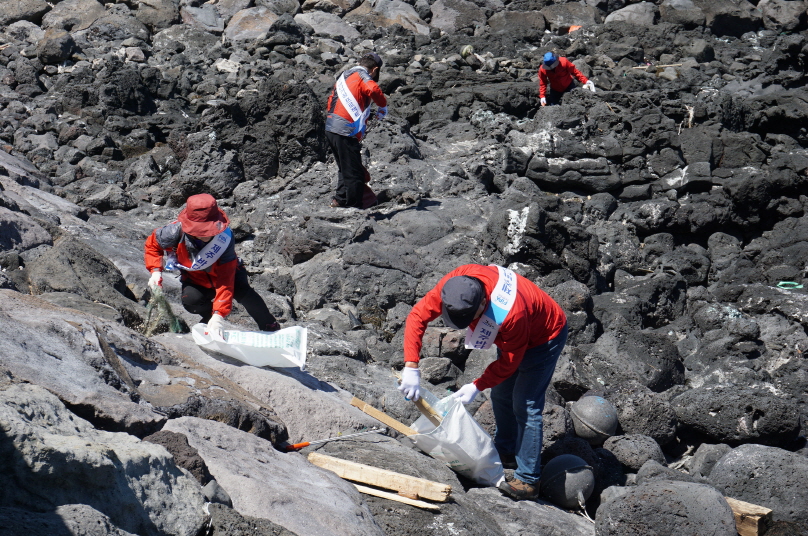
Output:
(490, 324), (568, 484)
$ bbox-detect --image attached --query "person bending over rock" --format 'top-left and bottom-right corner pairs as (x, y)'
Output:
(539, 52), (596, 106)
(399, 264), (568, 500)
(324, 52), (388, 209)
(144, 193), (280, 340)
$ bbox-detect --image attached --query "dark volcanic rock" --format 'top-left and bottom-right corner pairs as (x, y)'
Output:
(710, 444), (808, 525)
(671, 385), (801, 446)
(602, 434), (665, 472)
(595, 480), (737, 536)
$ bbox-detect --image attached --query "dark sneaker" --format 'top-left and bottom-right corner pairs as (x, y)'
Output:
(500, 453), (517, 470)
(498, 478), (540, 500)
(330, 199), (343, 208)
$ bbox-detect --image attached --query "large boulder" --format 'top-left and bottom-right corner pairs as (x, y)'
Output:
(691, 0), (761, 36)
(757, 0), (807, 32)
(710, 444), (808, 524)
(0, 206), (52, 252)
(487, 11), (545, 36)
(163, 417), (385, 536)
(133, 0), (180, 31)
(658, 0), (706, 27)
(223, 6), (280, 41)
(0, 383), (206, 536)
(41, 0), (105, 31)
(595, 481), (737, 536)
(344, 0), (429, 35)
(0, 0), (50, 27)
(604, 2), (657, 25)
(26, 236), (143, 327)
(671, 385), (801, 446)
(294, 11), (360, 39)
(541, 3), (602, 32)
(429, 0), (487, 34)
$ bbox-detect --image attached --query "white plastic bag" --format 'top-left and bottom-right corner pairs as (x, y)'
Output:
(406, 396), (505, 487)
(191, 323), (308, 370)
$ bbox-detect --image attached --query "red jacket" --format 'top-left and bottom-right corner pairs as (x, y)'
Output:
(538, 57), (588, 98)
(144, 222), (238, 316)
(325, 67), (387, 141)
(404, 265), (567, 391)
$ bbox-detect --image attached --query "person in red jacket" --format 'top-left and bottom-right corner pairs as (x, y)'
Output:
(144, 194), (279, 340)
(325, 52), (388, 209)
(538, 52), (596, 106)
(399, 264), (568, 500)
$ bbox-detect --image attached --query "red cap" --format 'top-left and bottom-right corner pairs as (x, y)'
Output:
(177, 194), (229, 237)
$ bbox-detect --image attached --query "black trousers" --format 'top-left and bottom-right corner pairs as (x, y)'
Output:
(547, 80), (576, 105)
(181, 266), (278, 331)
(326, 130), (365, 208)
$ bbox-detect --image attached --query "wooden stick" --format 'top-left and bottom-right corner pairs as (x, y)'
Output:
(308, 452), (451, 502)
(353, 484), (441, 511)
(413, 398), (442, 427)
(725, 497), (772, 536)
(632, 63), (683, 69)
(350, 397), (416, 436)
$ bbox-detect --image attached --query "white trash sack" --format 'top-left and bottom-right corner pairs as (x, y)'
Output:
(191, 323), (307, 370)
(405, 396), (505, 487)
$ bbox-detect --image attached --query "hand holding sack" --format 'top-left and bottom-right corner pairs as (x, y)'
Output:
(452, 383), (480, 404)
(207, 313), (226, 342)
(540, 97), (547, 106)
(583, 80), (596, 93)
(376, 106), (388, 119)
(148, 270), (162, 289)
(398, 366), (421, 401)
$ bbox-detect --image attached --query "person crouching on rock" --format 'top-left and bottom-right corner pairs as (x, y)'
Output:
(325, 52), (388, 209)
(144, 193), (280, 340)
(398, 264), (568, 501)
(539, 52), (596, 106)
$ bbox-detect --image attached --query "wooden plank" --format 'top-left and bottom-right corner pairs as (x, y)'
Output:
(350, 397), (416, 436)
(353, 484), (441, 511)
(725, 497), (772, 536)
(308, 452), (451, 502)
(413, 398), (442, 427)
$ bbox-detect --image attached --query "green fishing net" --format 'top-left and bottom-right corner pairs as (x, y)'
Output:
(144, 285), (183, 336)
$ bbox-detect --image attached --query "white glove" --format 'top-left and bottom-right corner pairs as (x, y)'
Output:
(148, 271), (162, 289)
(540, 97), (547, 106)
(398, 366), (421, 401)
(583, 81), (596, 93)
(376, 106), (388, 120)
(452, 383), (480, 404)
(207, 313), (226, 342)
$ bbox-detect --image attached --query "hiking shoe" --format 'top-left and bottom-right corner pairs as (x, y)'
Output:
(498, 478), (540, 501)
(500, 453), (517, 470)
(330, 199), (343, 208)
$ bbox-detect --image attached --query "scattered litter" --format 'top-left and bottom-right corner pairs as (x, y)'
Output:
(776, 281), (803, 289)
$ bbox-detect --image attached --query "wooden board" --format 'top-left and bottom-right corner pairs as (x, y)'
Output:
(353, 484), (441, 511)
(413, 398), (442, 427)
(350, 397), (416, 436)
(725, 497), (772, 536)
(308, 452), (451, 502)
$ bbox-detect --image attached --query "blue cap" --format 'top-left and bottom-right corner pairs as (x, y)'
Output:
(543, 52), (557, 65)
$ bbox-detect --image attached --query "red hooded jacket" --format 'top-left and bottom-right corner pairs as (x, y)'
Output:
(325, 66), (387, 141)
(404, 265), (567, 391)
(538, 57), (589, 98)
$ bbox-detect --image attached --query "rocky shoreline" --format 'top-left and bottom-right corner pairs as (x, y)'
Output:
(2, 0), (808, 534)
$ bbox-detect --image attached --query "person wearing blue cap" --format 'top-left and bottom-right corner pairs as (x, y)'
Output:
(538, 52), (595, 106)
(325, 52), (388, 209)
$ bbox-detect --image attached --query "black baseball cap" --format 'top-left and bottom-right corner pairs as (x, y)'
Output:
(441, 276), (485, 329)
(362, 52), (383, 69)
